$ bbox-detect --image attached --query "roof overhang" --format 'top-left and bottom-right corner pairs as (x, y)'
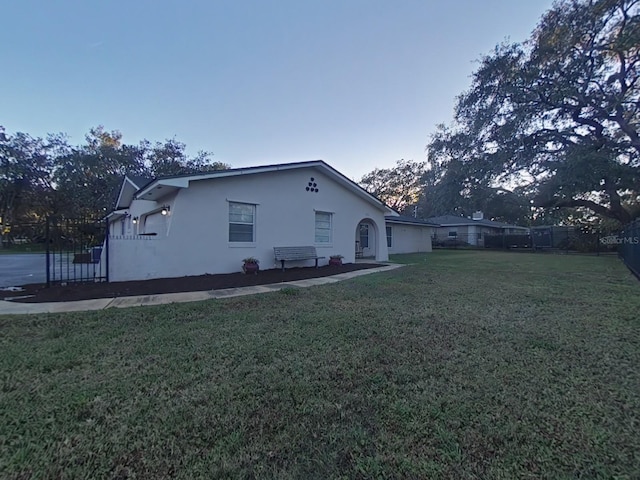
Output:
(115, 176), (154, 209)
(385, 217), (438, 227)
(433, 221), (528, 229)
(135, 178), (190, 202)
(133, 161), (396, 214)
(104, 209), (129, 222)
(435, 222), (476, 227)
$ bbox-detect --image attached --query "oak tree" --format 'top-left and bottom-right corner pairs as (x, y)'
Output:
(359, 159), (427, 212)
(429, 0), (640, 225)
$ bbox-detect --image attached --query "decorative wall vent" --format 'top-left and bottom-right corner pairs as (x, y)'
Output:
(305, 177), (319, 193)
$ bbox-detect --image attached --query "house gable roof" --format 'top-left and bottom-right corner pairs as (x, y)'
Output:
(132, 160), (396, 214)
(424, 214), (528, 230)
(385, 215), (438, 227)
(114, 175), (154, 210)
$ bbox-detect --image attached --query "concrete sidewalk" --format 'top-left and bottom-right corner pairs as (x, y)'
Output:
(0, 264), (403, 315)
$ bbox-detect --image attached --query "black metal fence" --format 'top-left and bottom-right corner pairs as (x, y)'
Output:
(484, 234), (532, 249)
(432, 233), (481, 248)
(618, 219), (640, 279)
(45, 216), (108, 286)
(432, 229), (617, 254)
(0, 216), (108, 287)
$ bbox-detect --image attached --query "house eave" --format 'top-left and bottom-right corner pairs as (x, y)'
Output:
(135, 178), (190, 201)
(104, 209), (128, 222)
(433, 221), (529, 230)
(133, 160), (394, 213)
(116, 175), (155, 209)
(386, 219), (437, 227)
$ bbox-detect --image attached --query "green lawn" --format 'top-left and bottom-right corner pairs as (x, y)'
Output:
(1, 251), (639, 479)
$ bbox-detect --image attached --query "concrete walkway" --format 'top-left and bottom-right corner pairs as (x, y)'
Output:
(0, 264), (403, 315)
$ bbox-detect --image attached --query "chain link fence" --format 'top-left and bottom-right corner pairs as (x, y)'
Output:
(432, 228), (618, 254)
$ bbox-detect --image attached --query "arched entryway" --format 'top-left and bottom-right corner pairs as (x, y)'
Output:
(355, 218), (381, 260)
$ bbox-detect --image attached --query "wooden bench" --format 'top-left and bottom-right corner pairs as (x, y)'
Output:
(274, 246), (325, 271)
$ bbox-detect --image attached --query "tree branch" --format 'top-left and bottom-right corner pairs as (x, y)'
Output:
(540, 197), (631, 223)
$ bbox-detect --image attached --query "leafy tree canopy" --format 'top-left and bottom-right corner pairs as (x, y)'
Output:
(428, 0), (640, 226)
(359, 159), (427, 213)
(0, 125), (229, 228)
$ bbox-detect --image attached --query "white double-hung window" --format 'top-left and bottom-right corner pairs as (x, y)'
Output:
(229, 202), (255, 242)
(315, 211), (332, 244)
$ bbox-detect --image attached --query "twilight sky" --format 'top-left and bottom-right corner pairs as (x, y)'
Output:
(1, 0), (554, 181)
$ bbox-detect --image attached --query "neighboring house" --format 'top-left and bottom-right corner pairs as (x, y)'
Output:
(105, 160), (402, 282)
(425, 212), (529, 246)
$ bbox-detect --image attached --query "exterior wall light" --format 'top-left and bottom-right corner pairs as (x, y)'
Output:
(161, 205), (170, 216)
(132, 217), (138, 224)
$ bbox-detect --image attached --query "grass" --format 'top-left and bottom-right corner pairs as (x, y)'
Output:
(1, 250), (639, 479)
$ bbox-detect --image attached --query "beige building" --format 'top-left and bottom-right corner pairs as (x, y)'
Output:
(425, 213), (529, 247)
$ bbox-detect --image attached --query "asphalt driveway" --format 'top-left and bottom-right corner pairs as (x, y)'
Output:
(1, 253), (105, 287)
(0, 254), (46, 287)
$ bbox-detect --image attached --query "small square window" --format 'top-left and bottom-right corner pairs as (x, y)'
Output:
(229, 202), (255, 242)
(315, 212), (332, 243)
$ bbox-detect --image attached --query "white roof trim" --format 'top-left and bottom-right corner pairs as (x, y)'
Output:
(105, 209), (128, 222)
(115, 175), (153, 209)
(134, 161), (395, 214)
(435, 221), (528, 229)
(386, 219), (436, 227)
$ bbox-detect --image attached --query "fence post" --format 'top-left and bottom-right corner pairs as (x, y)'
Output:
(45, 217), (51, 288)
(105, 217), (110, 282)
(618, 219), (640, 281)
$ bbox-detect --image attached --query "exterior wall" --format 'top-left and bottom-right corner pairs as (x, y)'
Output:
(109, 167), (389, 281)
(433, 225), (505, 245)
(468, 225), (478, 246)
(387, 223), (433, 254)
(433, 225), (470, 241)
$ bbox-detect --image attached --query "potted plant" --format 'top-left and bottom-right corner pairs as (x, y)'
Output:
(329, 254), (344, 266)
(242, 257), (259, 274)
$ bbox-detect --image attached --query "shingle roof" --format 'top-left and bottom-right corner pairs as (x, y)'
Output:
(385, 215), (439, 227)
(424, 214), (528, 229)
(129, 160), (396, 214)
(128, 175), (153, 190)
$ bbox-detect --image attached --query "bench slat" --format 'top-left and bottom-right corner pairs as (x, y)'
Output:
(274, 246), (326, 271)
(274, 246), (318, 260)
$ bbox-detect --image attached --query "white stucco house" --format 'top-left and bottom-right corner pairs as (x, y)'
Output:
(384, 215), (437, 254)
(104, 161), (434, 282)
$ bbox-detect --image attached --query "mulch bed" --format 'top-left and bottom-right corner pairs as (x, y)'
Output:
(0, 263), (381, 304)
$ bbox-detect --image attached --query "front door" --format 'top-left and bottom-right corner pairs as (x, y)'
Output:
(358, 223), (375, 257)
